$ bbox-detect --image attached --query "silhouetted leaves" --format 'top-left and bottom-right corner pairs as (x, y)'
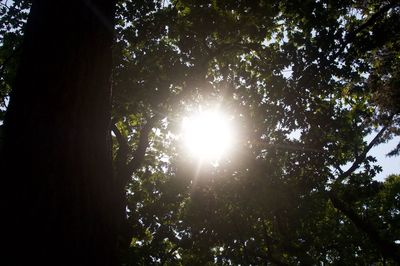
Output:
(2, 0), (399, 264)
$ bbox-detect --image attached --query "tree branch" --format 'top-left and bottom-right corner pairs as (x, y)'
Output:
(0, 45), (22, 78)
(336, 122), (391, 184)
(261, 221), (290, 266)
(125, 113), (162, 180)
(334, 163), (344, 175)
(112, 114), (163, 252)
(334, 2), (398, 59)
(350, 3), (397, 38)
(111, 123), (129, 173)
(0, 2), (10, 11)
(329, 190), (400, 262)
(160, 246), (179, 265)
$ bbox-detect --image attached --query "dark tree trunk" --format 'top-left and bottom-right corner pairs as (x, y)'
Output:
(1, 0), (117, 265)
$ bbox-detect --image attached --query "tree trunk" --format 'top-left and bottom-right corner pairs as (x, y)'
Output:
(1, 0), (117, 265)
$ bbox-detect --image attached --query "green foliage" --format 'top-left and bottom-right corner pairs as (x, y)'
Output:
(0, 0), (30, 121)
(2, 0), (400, 264)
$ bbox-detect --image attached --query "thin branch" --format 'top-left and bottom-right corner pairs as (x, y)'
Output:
(0, 2), (10, 11)
(348, 3), (398, 39)
(336, 122), (391, 184)
(334, 163), (344, 175)
(263, 142), (322, 153)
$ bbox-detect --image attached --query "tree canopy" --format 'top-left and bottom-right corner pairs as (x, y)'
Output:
(1, 0), (399, 265)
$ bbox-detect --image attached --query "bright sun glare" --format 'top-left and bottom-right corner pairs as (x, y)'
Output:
(182, 110), (234, 161)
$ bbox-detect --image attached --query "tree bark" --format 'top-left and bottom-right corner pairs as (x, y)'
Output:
(1, 0), (117, 265)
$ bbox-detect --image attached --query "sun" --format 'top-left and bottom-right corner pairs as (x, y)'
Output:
(182, 109), (234, 161)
